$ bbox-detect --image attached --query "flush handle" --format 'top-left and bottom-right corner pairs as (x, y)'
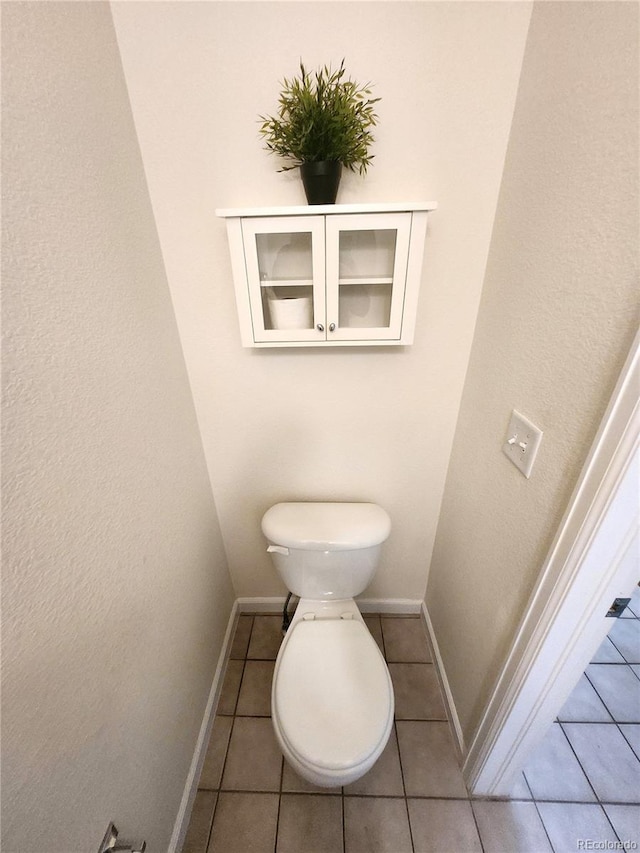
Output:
(267, 545), (289, 556)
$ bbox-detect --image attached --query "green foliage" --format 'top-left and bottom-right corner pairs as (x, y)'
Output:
(259, 60), (380, 174)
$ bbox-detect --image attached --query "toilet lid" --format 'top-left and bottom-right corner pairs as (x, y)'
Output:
(273, 618), (393, 771)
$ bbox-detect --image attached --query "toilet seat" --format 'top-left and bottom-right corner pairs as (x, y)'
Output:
(272, 617), (394, 780)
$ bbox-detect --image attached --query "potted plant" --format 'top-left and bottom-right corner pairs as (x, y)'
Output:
(259, 60), (380, 204)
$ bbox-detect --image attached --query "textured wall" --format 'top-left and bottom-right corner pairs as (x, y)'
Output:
(1, 3), (235, 851)
(112, 1), (532, 600)
(426, 0), (639, 744)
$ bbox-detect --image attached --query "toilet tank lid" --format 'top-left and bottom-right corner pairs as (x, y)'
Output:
(261, 502), (391, 551)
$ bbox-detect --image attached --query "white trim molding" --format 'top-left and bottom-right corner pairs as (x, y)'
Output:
(464, 330), (640, 797)
(237, 596), (424, 615)
(169, 600), (239, 853)
(422, 602), (466, 759)
(358, 598), (423, 614)
(237, 596), (286, 614)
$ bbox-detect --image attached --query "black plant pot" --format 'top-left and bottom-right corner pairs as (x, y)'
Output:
(300, 161), (342, 205)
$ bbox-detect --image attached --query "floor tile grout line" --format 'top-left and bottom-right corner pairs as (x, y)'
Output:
(584, 663), (637, 724)
(557, 719), (631, 725)
(526, 773), (563, 853)
(618, 725), (640, 762)
(341, 769), (346, 853)
(573, 667), (616, 724)
(616, 721), (640, 766)
(203, 785), (221, 853)
(394, 716), (416, 852)
(600, 801), (624, 846)
(523, 795), (640, 806)
(467, 798), (486, 853)
(200, 785), (640, 804)
(273, 756), (284, 853)
(607, 632), (635, 666)
(556, 720), (608, 806)
(559, 713), (640, 776)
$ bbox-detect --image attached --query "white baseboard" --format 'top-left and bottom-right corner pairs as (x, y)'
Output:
(421, 601), (465, 759)
(168, 600), (239, 853)
(237, 596), (286, 613)
(237, 596), (423, 615)
(358, 598), (422, 614)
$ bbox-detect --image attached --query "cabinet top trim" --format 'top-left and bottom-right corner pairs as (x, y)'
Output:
(215, 201), (437, 218)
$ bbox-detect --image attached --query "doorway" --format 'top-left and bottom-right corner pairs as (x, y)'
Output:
(464, 330), (639, 797)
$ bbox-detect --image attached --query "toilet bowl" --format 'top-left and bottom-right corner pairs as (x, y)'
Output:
(262, 501), (393, 787)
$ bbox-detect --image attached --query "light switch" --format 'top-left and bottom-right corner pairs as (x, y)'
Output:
(502, 410), (543, 478)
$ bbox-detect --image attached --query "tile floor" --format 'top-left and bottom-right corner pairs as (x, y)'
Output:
(516, 581), (640, 850)
(181, 596), (640, 853)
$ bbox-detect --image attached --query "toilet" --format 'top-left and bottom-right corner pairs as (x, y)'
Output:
(261, 501), (394, 788)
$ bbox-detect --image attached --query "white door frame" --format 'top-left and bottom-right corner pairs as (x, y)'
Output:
(464, 329), (640, 797)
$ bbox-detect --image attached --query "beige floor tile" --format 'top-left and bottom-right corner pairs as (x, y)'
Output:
(522, 722), (595, 801)
(182, 790), (217, 853)
(276, 794), (343, 853)
(217, 659), (243, 716)
(344, 796), (412, 853)
(248, 615), (284, 659)
(562, 722), (640, 803)
(607, 619), (640, 663)
(389, 664), (447, 720)
(207, 792), (279, 853)
(344, 728), (404, 797)
(620, 724), (640, 760)
(591, 636), (626, 663)
(586, 663), (640, 722)
(504, 771), (533, 799)
(363, 615), (384, 655)
(199, 716), (232, 789)
(281, 760), (342, 794)
(235, 660), (274, 716)
(397, 721), (467, 798)
(472, 800), (552, 852)
(381, 617), (431, 663)
(536, 803), (617, 851)
(230, 615), (253, 659)
(408, 798), (482, 852)
(603, 804), (640, 846)
(221, 717), (283, 791)
(557, 673), (612, 722)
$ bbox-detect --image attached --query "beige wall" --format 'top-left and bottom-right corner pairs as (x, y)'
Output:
(427, 0), (639, 744)
(1, 4), (235, 852)
(112, 1), (532, 600)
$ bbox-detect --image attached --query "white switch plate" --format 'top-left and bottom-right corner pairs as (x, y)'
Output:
(502, 410), (543, 478)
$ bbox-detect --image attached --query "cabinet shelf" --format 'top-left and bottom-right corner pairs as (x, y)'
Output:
(260, 279), (313, 288)
(338, 277), (394, 287)
(260, 277), (394, 288)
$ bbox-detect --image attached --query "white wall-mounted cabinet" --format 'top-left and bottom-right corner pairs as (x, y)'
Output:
(217, 203), (436, 347)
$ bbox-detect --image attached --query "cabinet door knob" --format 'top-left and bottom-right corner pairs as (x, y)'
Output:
(316, 323), (324, 332)
(329, 323), (336, 332)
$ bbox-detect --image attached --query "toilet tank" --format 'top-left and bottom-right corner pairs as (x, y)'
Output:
(261, 502), (391, 599)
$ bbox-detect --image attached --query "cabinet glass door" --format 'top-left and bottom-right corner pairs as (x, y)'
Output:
(241, 216), (326, 343)
(325, 213), (412, 341)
